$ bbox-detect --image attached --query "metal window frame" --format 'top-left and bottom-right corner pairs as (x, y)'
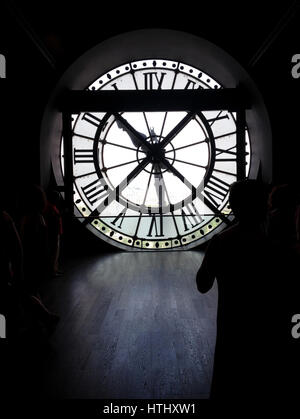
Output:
(60, 88), (250, 215)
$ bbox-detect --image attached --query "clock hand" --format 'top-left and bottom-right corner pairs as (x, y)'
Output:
(149, 126), (169, 205)
(158, 156), (230, 224)
(158, 110), (196, 150)
(115, 116), (168, 176)
(114, 112), (154, 154)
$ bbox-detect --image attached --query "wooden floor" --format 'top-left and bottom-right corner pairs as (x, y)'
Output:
(39, 250), (217, 399)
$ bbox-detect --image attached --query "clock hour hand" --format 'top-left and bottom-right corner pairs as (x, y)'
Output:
(114, 112), (153, 154)
(158, 156), (230, 224)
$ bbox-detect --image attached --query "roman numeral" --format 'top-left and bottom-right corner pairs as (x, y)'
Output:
(74, 148), (94, 164)
(181, 202), (203, 231)
(82, 113), (102, 127)
(111, 210), (126, 229)
(82, 178), (109, 205)
(184, 79), (202, 89)
(143, 72), (166, 89)
(147, 214), (164, 237)
(204, 175), (231, 208)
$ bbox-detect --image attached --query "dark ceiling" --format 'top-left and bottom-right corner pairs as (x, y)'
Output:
(6, 0), (300, 71)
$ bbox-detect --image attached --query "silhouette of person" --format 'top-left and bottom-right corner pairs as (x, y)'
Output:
(19, 184), (49, 295)
(44, 189), (63, 277)
(1, 200), (60, 401)
(296, 205), (300, 243)
(0, 205), (24, 400)
(0, 208), (24, 338)
(196, 179), (282, 403)
(19, 184), (60, 330)
(267, 184), (300, 403)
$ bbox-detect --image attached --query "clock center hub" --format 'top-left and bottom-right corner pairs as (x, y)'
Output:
(137, 139), (176, 174)
(151, 143), (165, 163)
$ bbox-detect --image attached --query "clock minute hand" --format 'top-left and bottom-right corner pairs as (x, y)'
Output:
(159, 110), (196, 150)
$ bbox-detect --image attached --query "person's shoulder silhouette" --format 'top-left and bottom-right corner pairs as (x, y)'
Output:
(197, 179), (270, 288)
(196, 179), (279, 402)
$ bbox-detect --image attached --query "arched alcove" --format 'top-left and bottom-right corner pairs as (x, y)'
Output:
(41, 29), (272, 251)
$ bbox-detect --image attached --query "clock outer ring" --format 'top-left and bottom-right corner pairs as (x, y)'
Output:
(40, 29), (272, 250)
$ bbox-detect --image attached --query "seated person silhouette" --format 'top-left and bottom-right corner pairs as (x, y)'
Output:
(267, 184), (300, 402)
(196, 179), (281, 403)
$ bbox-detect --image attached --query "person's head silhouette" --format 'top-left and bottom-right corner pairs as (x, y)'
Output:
(229, 179), (268, 226)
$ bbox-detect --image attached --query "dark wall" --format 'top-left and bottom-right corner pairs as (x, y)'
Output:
(1, 0), (300, 252)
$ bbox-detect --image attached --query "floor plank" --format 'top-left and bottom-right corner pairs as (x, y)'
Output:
(39, 250), (217, 399)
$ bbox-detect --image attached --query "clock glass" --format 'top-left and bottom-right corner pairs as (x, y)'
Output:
(60, 58), (251, 250)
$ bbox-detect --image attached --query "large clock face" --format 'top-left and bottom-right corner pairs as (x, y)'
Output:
(60, 58), (251, 250)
